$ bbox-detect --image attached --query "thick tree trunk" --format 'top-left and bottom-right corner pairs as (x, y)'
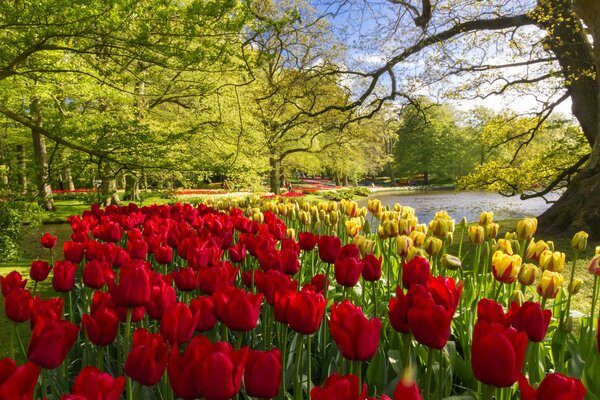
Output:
(123, 174), (140, 201)
(538, 0), (600, 237)
(64, 165), (75, 191)
(269, 158), (281, 194)
(99, 163), (120, 206)
(30, 95), (55, 211)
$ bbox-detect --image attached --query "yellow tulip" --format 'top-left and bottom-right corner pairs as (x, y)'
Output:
(491, 251), (522, 284)
(539, 250), (566, 273)
(516, 218), (537, 241)
(537, 270), (563, 299)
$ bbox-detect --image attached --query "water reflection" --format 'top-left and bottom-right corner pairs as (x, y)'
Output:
(361, 191), (560, 223)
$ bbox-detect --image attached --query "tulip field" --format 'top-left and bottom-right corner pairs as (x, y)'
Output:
(1, 197), (600, 400)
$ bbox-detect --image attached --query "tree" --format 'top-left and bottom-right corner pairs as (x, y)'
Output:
(313, 0), (600, 236)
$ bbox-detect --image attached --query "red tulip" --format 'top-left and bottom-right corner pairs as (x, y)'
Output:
(30, 260), (52, 282)
(1, 271), (27, 297)
(29, 296), (63, 329)
(40, 232), (57, 249)
(244, 349), (282, 399)
(160, 302), (199, 344)
(52, 261), (78, 292)
(280, 248), (300, 275)
(213, 286), (263, 332)
(82, 307), (119, 346)
(392, 375), (423, 400)
(471, 321), (528, 387)
(286, 288), (326, 334)
(402, 256), (430, 289)
(0, 358), (40, 400)
(340, 244), (361, 261)
(273, 287), (295, 324)
(334, 257), (364, 287)
(329, 300), (381, 360)
(173, 267), (199, 292)
(243, 269), (297, 305)
(518, 372), (585, 400)
(145, 279), (177, 320)
(27, 317), (79, 369)
(107, 261), (150, 307)
(407, 277), (462, 349)
(310, 373), (367, 400)
(4, 288), (32, 323)
(309, 274), (329, 294)
(64, 241), (85, 264)
(83, 260), (112, 289)
(168, 337), (248, 400)
(197, 262), (238, 295)
(508, 301), (551, 342)
(361, 255), (382, 281)
(228, 243), (247, 263)
(66, 366), (125, 400)
(124, 328), (170, 386)
(299, 232), (318, 251)
(389, 286), (411, 333)
(318, 235), (342, 264)
(190, 296), (217, 332)
(155, 245), (173, 265)
(477, 298), (508, 326)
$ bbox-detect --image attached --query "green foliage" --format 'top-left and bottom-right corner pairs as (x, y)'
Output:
(394, 102), (481, 182)
(0, 201), (42, 261)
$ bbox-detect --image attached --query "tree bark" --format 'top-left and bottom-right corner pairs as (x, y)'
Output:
(269, 158), (281, 194)
(537, 0), (600, 237)
(0, 131), (9, 188)
(30, 93), (55, 210)
(99, 163), (120, 206)
(123, 174), (140, 201)
(64, 165), (75, 190)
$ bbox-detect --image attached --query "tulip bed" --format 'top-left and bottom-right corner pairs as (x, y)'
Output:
(1, 198), (600, 400)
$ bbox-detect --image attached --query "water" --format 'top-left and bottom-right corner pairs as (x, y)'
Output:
(362, 190), (560, 224)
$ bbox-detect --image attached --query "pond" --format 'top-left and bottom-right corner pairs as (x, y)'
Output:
(361, 190), (560, 224)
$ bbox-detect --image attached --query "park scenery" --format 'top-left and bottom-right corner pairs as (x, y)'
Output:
(3, 0), (600, 399)
(1, 198), (600, 399)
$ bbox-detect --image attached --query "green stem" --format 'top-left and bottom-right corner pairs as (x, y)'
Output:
(9, 323), (15, 360)
(281, 325), (288, 399)
(15, 323), (26, 359)
(294, 334), (304, 400)
(127, 377), (134, 400)
(402, 333), (412, 370)
(41, 368), (47, 399)
(372, 281), (377, 318)
(68, 290), (74, 323)
(590, 275), (599, 329)
(307, 334), (312, 395)
(482, 384), (494, 400)
(32, 281), (38, 297)
(96, 346), (105, 370)
(425, 350), (434, 399)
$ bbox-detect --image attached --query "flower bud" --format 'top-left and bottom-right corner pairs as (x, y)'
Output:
(362, 218), (372, 235)
(409, 230), (426, 247)
(285, 229), (295, 239)
(468, 225), (485, 245)
(516, 218), (537, 241)
(424, 237), (443, 257)
(509, 290), (525, 306)
(445, 231), (454, 245)
(415, 224), (428, 235)
(525, 240), (549, 262)
(571, 231), (589, 253)
(485, 223), (500, 240)
(377, 225), (386, 239)
(511, 240), (521, 257)
(562, 316), (573, 334)
(596, 246), (600, 255)
(345, 219), (361, 238)
(539, 250), (566, 273)
(396, 235), (413, 257)
(440, 254), (461, 270)
(589, 254), (600, 275)
(398, 218), (417, 235)
(492, 251), (522, 284)
(368, 199), (382, 217)
(518, 263), (539, 286)
(330, 210), (339, 224)
(537, 270), (563, 299)
(479, 211), (493, 226)
(300, 211), (311, 225)
(568, 278), (583, 295)
(429, 218), (454, 239)
(505, 232), (518, 241)
(494, 239), (513, 255)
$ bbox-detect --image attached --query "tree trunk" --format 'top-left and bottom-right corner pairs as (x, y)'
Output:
(30, 94), (55, 211)
(124, 174), (140, 201)
(99, 163), (120, 206)
(64, 165), (75, 190)
(0, 131), (9, 189)
(16, 144), (27, 193)
(269, 158), (281, 194)
(538, 0), (600, 237)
